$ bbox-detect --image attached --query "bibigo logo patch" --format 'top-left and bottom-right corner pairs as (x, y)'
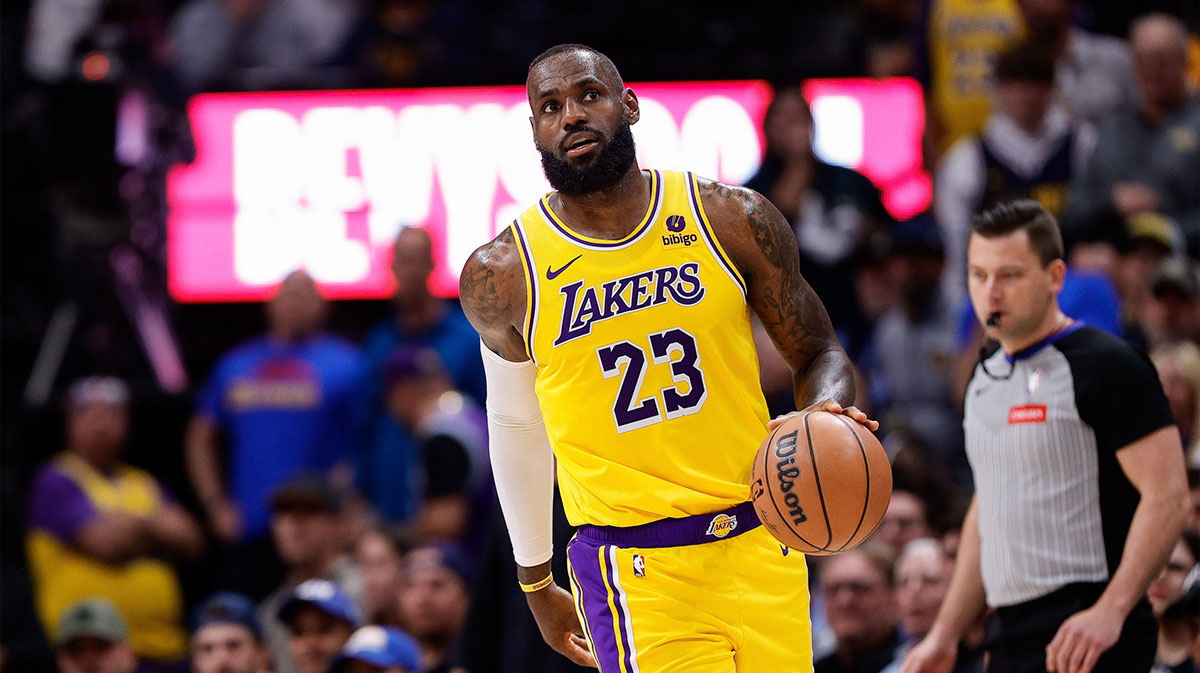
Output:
(706, 513), (738, 538)
(662, 215), (698, 249)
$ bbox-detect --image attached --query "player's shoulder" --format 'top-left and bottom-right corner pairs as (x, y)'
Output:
(692, 175), (769, 223)
(458, 226), (526, 337)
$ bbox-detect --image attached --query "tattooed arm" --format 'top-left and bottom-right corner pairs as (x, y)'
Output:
(697, 178), (859, 414)
(459, 229), (596, 667)
(459, 227), (528, 362)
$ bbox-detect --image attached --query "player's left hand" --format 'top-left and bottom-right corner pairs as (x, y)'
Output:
(771, 400), (879, 432)
(1045, 603), (1123, 673)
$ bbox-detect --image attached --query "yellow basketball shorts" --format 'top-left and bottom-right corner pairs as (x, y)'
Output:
(564, 502), (813, 673)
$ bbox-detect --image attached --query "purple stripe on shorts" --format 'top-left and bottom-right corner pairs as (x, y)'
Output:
(567, 537), (624, 673)
(576, 501), (760, 549)
(603, 546), (637, 672)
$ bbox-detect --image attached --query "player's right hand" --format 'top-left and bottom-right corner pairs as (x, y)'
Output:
(526, 584), (597, 668)
(899, 633), (957, 673)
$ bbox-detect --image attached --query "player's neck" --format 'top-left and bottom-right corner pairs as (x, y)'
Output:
(551, 167), (650, 240)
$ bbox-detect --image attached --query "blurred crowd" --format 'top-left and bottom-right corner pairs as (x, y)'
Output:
(3, 0), (1200, 672)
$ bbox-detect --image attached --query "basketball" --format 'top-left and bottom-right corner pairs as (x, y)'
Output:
(751, 411), (892, 555)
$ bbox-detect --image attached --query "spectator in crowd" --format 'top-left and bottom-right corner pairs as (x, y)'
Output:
(1065, 13), (1200, 252)
(397, 544), (473, 673)
(855, 0), (917, 78)
(884, 539), (984, 673)
(1108, 213), (1185, 341)
(190, 592), (270, 673)
(1015, 0), (1136, 124)
(745, 88), (894, 356)
(1151, 340), (1200, 467)
(330, 625), (422, 673)
(815, 543), (902, 673)
(187, 270), (360, 597)
(865, 218), (969, 485)
(357, 227), (486, 523)
(27, 377), (204, 669)
(876, 491), (935, 557)
(913, 0), (1023, 160)
(1148, 532), (1200, 673)
(382, 346), (490, 550)
(355, 525), (411, 626)
(168, 0), (363, 94)
(259, 476), (362, 673)
(1142, 258), (1200, 348)
(54, 599), (138, 673)
(936, 41), (1095, 301)
(359, 0), (484, 87)
(276, 579), (360, 673)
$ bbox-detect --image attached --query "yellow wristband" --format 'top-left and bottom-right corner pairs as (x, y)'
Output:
(519, 573), (554, 593)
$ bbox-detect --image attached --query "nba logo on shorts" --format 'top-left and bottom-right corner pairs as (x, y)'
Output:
(632, 554), (646, 578)
(706, 513), (738, 538)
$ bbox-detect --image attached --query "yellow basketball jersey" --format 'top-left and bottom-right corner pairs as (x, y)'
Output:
(928, 0), (1022, 155)
(511, 170), (771, 527)
(27, 453), (187, 661)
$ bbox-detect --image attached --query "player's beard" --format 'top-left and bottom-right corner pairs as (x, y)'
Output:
(538, 120), (637, 197)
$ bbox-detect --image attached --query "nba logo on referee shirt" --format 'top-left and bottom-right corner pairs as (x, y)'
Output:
(1010, 368), (1047, 423)
(1026, 369), (1043, 399)
(633, 554), (645, 578)
(706, 513), (738, 538)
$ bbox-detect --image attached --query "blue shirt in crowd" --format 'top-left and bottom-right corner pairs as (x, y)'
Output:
(197, 334), (361, 539)
(355, 304), (486, 521)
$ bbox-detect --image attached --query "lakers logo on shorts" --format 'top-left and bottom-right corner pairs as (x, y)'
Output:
(705, 513), (738, 538)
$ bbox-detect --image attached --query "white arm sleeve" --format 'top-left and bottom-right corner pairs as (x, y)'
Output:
(480, 341), (555, 567)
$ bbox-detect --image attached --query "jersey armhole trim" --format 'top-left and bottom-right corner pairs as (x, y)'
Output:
(509, 220), (540, 365)
(686, 172), (748, 298)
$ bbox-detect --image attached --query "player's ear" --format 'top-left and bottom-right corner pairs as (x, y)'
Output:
(624, 88), (640, 125)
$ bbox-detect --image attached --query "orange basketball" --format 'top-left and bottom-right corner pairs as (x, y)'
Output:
(751, 411), (892, 555)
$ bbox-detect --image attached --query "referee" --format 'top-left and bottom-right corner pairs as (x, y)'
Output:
(902, 200), (1189, 673)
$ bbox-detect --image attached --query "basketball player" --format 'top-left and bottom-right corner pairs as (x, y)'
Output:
(459, 44), (876, 671)
(901, 200), (1189, 673)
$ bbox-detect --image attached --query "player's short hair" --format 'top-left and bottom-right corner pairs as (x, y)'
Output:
(527, 44), (623, 90)
(971, 199), (1065, 267)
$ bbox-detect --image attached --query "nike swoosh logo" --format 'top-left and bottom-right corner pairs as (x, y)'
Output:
(546, 254), (582, 280)
(780, 545), (789, 556)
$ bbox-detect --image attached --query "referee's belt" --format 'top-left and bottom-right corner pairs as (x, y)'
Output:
(576, 502), (760, 548)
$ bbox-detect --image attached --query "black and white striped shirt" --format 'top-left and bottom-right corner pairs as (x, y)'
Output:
(964, 324), (1174, 607)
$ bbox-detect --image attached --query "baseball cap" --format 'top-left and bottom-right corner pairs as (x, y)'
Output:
(405, 542), (475, 587)
(381, 346), (446, 388)
(278, 579), (361, 629)
(1151, 257), (1200, 299)
(192, 592), (262, 639)
(330, 626), (421, 673)
(55, 598), (128, 649)
(67, 376), (130, 409)
(269, 472), (342, 513)
(1125, 212), (1184, 253)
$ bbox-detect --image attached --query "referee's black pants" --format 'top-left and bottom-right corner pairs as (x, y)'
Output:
(985, 582), (1157, 673)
